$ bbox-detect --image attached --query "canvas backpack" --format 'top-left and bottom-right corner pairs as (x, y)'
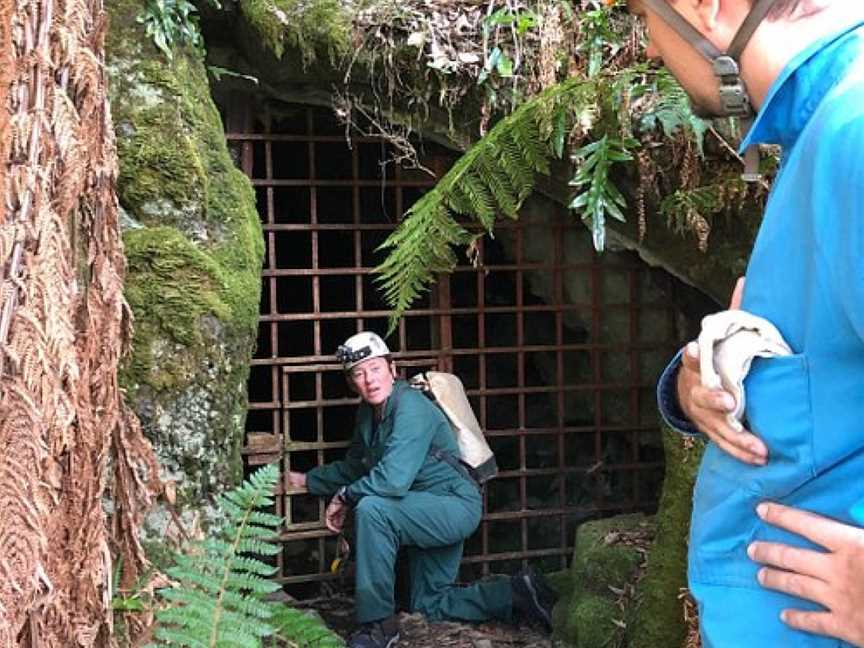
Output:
(409, 371), (498, 484)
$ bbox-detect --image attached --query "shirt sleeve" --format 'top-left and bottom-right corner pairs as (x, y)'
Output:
(656, 348), (703, 437)
(305, 426), (366, 498)
(344, 392), (436, 504)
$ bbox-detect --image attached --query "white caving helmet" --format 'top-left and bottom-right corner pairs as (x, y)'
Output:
(336, 331), (391, 371)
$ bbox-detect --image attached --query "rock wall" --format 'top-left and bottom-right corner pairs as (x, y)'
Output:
(106, 1), (264, 525)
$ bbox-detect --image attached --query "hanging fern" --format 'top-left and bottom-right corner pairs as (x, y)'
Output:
(374, 63), (711, 330)
(150, 464), (344, 647)
(375, 76), (604, 331)
(659, 175), (753, 238)
(568, 134), (639, 251)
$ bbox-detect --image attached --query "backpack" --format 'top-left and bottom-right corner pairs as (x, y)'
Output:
(409, 371), (498, 484)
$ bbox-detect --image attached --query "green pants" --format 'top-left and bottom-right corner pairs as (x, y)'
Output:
(353, 488), (513, 624)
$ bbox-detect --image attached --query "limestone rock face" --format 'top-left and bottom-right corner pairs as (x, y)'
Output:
(106, 1), (264, 519)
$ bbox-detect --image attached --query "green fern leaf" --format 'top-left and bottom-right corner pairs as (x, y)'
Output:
(375, 76), (632, 330)
(151, 464), (295, 646)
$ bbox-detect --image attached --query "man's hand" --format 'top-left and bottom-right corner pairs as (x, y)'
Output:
(677, 342), (768, 464)
(676, 276), (768, 465)
(325, 494), (349, 533)
(748, 502), (864, 647)
(286, 471), (306, 489)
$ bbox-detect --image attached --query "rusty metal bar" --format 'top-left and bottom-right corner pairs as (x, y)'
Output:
(227, 132), (415, 144)
(259, 305), (670, 322)
(252, 179), (436, 189)
(629, 268), (641, 506)
(252, 340), (672, 355)
(352, 133), (364, 333)
(553, 222), (567, 570)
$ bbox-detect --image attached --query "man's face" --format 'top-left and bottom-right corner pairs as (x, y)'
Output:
(627, 0), (733, 118)
(348, 357), (396, 406)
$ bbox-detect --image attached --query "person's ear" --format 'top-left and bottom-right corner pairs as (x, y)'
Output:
(389, 362), (398, 379)
(691, 0), (722, 31)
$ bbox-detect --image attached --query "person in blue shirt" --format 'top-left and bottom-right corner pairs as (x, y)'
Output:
(626, 0), (864, 645)
(286, 332), (557, 648)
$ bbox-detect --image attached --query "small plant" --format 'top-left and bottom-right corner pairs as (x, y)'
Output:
(270, 606), (345, 648)
(138, 0), (221, 60)
(150, 464), (344, 647)
(635, 68), (708, 152)
(578, 5), (621, 78)
(568, 135), (639, 251)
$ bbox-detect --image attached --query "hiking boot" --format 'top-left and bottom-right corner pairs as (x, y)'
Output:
(511, 567), (558, 632)
(348, 616), (400, 648)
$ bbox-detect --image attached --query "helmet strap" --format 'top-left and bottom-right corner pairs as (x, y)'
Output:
(640, 0), (779, 180)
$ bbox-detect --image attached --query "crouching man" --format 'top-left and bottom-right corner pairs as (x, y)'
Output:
(288, 332), (556, 648)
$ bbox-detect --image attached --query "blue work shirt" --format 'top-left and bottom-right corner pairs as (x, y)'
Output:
(657, 19), (864, 648)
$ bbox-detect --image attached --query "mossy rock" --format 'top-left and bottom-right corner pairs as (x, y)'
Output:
(106, 1), (264, 518)
(570, 514), (649, 594)
(565, 594), (622, 648)
(557, 513), (654, 647)
(626, 427), (705, 648)
(237, 0), (351, 63)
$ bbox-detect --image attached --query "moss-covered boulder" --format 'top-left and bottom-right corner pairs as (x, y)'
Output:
(626, 427), (705, 648)
(556, 513), (654, 647)
(106, 1), (263, 519)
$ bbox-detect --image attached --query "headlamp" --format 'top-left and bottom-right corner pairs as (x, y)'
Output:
(336, 344), (372, 365)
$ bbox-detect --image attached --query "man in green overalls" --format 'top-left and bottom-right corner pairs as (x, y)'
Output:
(288, 332), (556, 648)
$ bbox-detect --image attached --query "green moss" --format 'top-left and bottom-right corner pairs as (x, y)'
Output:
(627, 427), (705, 648)
(108, 0), (263, 389)
(545, 569), (572, 599)
(238, 0), (352, 63)
(570, 515), (646, 596)
(121, 226), (226, 391)
(106, 0), (264, 506)
(559, 514), (651, 646)
(565, 594), (620, 648)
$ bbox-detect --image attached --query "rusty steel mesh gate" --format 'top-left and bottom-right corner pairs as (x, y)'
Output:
(225, 102), (681, 596)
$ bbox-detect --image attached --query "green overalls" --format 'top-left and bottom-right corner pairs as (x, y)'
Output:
(306, 380), (513, 624)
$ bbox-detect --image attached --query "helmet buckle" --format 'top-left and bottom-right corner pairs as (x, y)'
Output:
(713, 56), (752, 117)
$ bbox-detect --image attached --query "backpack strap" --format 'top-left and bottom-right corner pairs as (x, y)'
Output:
(428, 446), (481, 490)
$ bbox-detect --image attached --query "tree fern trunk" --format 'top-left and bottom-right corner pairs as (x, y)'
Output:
(0, 0), (160, 644)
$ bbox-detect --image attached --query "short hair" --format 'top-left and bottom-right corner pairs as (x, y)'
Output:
(758, 0), (820, 20)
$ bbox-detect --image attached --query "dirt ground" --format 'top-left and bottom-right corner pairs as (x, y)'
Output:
(296, 594), (558, 648)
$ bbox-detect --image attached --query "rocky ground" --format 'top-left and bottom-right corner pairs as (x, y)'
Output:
(295, 594), (558, 648)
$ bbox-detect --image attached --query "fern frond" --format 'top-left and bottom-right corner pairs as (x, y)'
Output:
(376, 77), (603, 331)
(568, 135), (638, 251)
(271, 606), (346, 648)
(639, 68), (708, 153)
(375, 196), (472, 324)
(151, 464), (287, 646)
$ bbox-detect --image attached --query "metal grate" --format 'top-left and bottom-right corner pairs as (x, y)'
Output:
(225, 102), (681, 595)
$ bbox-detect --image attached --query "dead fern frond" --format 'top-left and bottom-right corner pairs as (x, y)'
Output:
(0, 0), (161, 643)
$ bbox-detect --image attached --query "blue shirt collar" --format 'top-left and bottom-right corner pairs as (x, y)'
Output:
(740, 19), (864, 153)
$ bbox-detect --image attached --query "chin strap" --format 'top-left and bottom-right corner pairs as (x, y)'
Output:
(639, 0), (779, 180)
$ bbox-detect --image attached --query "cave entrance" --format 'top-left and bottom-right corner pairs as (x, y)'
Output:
(225, 101), (682, 597)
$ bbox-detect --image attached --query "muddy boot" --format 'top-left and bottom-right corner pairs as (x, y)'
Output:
(511, 567), (558, 632)
(348, 615), (400, 648)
